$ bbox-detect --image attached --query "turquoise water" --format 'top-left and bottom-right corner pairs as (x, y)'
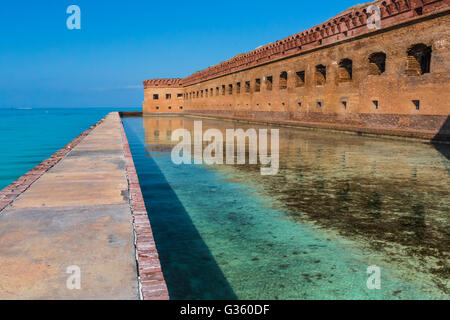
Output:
(123, 116), (449, 300)
(0, 108), (138, 190)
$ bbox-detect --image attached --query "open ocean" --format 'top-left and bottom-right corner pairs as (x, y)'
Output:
(0, 107), (139, 190)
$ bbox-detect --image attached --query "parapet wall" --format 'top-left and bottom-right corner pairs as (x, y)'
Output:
(143, 79), (183, 88)
(142, 0), (450, 140)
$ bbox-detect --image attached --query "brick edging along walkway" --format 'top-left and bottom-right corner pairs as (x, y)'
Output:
(0, 118), (106, 214)
(119, 118), (170, 300)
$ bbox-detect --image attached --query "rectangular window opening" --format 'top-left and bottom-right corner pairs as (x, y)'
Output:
(316, 100), (323, 108)
(373, 100), (379, 110)
(255, 79), (261, 92)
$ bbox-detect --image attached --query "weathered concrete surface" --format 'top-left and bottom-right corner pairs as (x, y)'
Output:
(0, 113), (140, 300)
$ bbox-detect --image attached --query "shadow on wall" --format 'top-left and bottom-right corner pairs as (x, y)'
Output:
(122, 118), (237, 300)
(431, 115), (450, 160)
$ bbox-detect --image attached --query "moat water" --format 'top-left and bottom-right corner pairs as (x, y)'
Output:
(123, 115), (449, 300)
(0, 107), (138, 190)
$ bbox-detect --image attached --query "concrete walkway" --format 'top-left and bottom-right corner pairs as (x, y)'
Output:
(0, 113), (140, 299)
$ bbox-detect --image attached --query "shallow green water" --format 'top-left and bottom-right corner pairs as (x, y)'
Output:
(0, 107), (138, 190)
(122, 115), (449, 300)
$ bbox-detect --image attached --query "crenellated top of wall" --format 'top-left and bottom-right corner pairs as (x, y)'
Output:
(144, 0), (449, 87)
(143, 78), (183, 88)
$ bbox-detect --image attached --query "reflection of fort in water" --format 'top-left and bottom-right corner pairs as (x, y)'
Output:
(142, 115), (450, 291)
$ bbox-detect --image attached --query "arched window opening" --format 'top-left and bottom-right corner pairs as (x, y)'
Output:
(406, 44), (432, 76)
(279, 71), (288, 89)
(295, 71), (305, 87)
(255, 79), (261, 92)
(315, 65), (326, 86)
(266, 76), (273, 91)
(368, 52), (386, 75)
(338, 59), (353, 82)
(245, 81), (251, 93)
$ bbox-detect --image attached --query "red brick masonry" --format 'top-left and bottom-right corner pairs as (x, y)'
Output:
(0, 118), (105, 214)
(176, 0), (450, 86)
(119, 119), (170, 300)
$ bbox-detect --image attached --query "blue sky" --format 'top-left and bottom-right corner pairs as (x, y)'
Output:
(0, 0), (363, 108)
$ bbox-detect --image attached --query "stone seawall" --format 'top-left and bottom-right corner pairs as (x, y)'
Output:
(119, 115), (170, 300)
(0, 112), (169, 300)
